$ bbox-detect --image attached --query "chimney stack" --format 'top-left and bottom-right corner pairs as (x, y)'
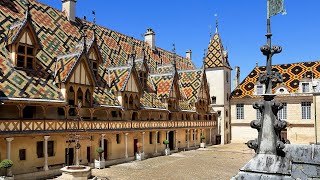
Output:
(186, 49), (192, 60)
(234, 66), (240, 88)
(144, 28), (155, 50)
(62, 0), (76, 22)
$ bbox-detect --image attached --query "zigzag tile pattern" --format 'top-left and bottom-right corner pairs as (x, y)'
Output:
(230, 61), (320, 99)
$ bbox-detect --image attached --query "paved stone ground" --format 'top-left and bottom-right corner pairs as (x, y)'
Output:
(92, 143), (254, 180)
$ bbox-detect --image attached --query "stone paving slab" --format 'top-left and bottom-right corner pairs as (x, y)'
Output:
(92, 144), (254, 180)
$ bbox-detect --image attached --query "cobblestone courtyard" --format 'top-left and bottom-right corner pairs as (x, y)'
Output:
(92, 144), (254, 180)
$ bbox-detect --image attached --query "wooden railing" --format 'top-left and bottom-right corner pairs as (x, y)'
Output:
(0, 119), (217, 133)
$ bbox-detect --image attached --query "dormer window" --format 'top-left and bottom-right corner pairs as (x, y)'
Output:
(254, 84), (265, 95)
(139, 71), (148, 90)
(302, 82), (310, 93)
(15, 30), (36, 69)
(89, 51), (99, 78)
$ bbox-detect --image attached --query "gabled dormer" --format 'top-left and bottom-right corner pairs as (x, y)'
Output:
(87, 38), (103, 79)
(108, 66), (142, 110)
(136, 45), (150, 90)
(196, 71), (210, 113)
(6, 7), (41, 70)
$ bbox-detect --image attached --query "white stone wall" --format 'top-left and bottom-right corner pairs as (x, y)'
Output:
(231, 95), (316, 144)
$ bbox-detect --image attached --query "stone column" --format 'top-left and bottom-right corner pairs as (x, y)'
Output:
(155, 131), (158, 154)
(175, 131), (178, 151)
(187, 129), (190, 148)
(44, 135), (50, 170)
(124, 133), (128, 158)
(142, 132), (145, 153)
(209, 128), (212, 144)
(166, 131), (169, 149)
(101, 134), (105, 161)
(5, 137), (14, 160)
(75, 139), (80, 166)
(194, 129), (197, 147)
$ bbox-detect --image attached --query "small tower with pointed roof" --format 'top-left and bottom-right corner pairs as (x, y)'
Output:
(204, 16), (232, 144)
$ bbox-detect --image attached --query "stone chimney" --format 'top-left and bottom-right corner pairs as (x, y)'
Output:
(186, 49), (192, 60)
(234, 66), (240, 88)
(144, 28), (155, 50)
(62, 0), (76, 22)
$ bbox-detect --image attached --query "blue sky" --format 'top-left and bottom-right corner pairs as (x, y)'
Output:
(38, 0), (320, 85)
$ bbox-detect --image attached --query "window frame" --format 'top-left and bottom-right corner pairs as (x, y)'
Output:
(301, 102), (311, 120)
(236, 104), (244, 119)
(277, 103), (287, 120)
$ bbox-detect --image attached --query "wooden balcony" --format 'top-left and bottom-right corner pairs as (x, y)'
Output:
(0, 119), (217, 134)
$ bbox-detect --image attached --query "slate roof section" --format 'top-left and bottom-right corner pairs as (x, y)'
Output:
(230, 61), (320, 99)
(205, 32), (231, 69)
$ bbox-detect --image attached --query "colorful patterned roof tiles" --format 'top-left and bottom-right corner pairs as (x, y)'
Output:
(108, 66), (131, 91)
(230, 61), (320, 99)
(179, 100), (196, 111)
(178, 69), (204, 103)
(140, 91), (166, 109)
(205, 32), (231, 69)
(0, 0), (202, 107)
(0, 47), (64, 101)
(93, 87), (120, 107)
(151, 74), (174, 99)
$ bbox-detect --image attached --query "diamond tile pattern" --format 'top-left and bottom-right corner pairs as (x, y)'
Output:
(230, 61), (320, 99)
(205, 32), (231, 69)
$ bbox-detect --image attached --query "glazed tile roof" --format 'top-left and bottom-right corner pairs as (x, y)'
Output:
(140, 91), (166, 109)
(0, 0), (216, 114)
(151, 74), (174, 99)
(179, 100), (196, 111)
(0, 46), (64, 101)
(157, 65), (174, 74)
(230, 61), (320, 99)
(0, 0), (197, 103)
(178, 69), (204, 103)
(108, 66), (131, 91)
(205, 32), (231, 69)
(93, 87), (120, 107)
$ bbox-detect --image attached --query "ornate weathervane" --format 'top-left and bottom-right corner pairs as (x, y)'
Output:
(247, 0), (287, 156)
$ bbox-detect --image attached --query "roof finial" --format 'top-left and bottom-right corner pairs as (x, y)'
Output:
(142, 42), (146, 60)
(25, 0), (31, 19)
(203, 48), (207, 68)
(256, 61), (259, 67)
(214, 13), (218, 33)
(172, 43), (177, 72)
(92, 11), (97, 37)
(130, 37), (136, 67)
(80, 16), (88, 52)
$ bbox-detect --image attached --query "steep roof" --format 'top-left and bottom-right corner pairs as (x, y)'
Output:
(0, 0), (197, 103)
(230, 61), (320, 99)
(178, 69), (204, 103)
(204, 32), (231, 69)
(0, 46), (64, 102)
